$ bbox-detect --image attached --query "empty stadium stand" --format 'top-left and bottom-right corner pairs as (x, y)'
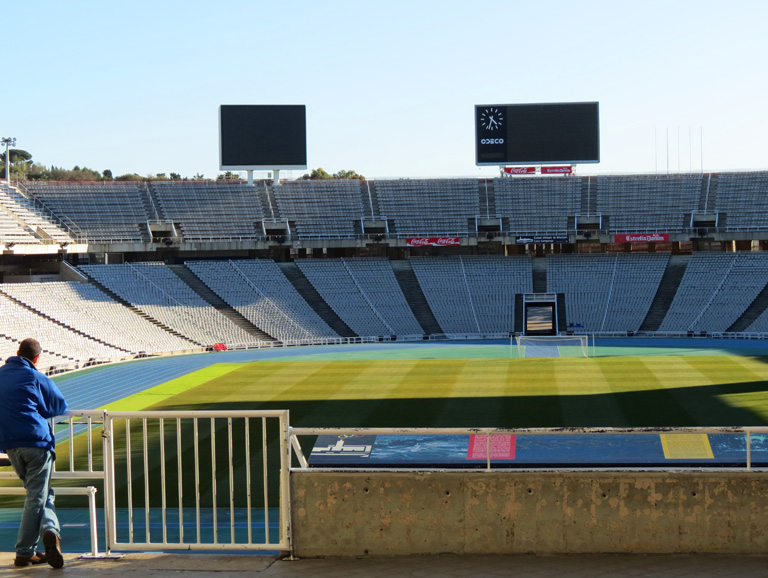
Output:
(151, 181), (265, 240)
(296, 258), (424, 338)
(79, 262), (257, 346)
(185, 259), (339, 342)
(24, 181), (149, 242)
(547, 253), (669, 333)
(410, 255), (533, 336)
(273, 180), (364, 239)
(3, 171), (768, 372)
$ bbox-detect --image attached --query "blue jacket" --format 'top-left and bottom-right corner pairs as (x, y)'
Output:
(0, 356), (68, 454)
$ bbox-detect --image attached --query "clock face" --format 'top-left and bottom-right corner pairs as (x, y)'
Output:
(480, 107), (503, 131)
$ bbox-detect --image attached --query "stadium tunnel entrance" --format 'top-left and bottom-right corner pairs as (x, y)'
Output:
(522, 293), (559, 335)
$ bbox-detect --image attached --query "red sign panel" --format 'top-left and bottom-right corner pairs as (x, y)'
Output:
(504, 166), (536, 175)
(467, 434), (516, 460)
(406, 237), (461, 247)
(615, 233), (670, 243)
(541, 165), (573, 175)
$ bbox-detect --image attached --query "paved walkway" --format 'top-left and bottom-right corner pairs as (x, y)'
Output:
(2, 552), (768, 577)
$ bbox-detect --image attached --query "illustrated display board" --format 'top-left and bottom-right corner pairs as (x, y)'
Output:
(219, 104), (307, 170)
(309, 433), (767, 468)
(475, 102), (599, 166)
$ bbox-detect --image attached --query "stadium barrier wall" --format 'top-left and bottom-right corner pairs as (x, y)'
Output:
(291, 470), (768, 556)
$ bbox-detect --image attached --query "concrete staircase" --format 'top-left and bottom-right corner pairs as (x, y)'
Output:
(638, 254), (691, 332)
(390, 260), (442, 335)
(532, 258), (548, 293)
(277, 262), (356, 338)
(728, 281), (768, 333)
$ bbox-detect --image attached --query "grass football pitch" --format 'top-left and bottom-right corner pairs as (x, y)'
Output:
(114, 351), (768, 428)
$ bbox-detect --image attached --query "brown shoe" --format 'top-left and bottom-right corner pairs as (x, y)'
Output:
(13, 553), (47, 566)
(42, 530), (64, 569)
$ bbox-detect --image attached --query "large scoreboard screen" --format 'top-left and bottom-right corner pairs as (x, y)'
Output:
(475, 102), (599, 166)
(219, 104), (307, 170)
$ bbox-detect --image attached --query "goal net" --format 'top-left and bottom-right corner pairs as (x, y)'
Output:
(513, 335), (591, 359)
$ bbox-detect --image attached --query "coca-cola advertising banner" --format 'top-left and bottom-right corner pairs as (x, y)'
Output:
(504, 166), (536, 175)
(407, 237), (461, 247)
(615, 233), (669, 243)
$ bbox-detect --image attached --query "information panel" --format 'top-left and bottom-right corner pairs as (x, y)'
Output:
(475, 102), (599, 166)
(219, 104), (307, 170)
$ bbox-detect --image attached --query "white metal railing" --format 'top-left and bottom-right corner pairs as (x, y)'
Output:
(0, 409), (292, 556)
(288, 426), (768, 472)
(101, 410), (291, 553)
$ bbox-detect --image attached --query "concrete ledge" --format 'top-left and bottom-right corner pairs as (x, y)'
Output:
(291, 470), (768, 556)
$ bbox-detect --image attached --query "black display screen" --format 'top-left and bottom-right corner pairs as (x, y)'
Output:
(475, 102), (599, 165)
(219, 105), (307, 169)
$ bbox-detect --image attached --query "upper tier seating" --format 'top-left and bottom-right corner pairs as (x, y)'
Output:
(24, 181), (149, 242)
(0, 184), (72, 243)
(547, 253), (669, 332)
(658, 252), (768, 333)
(185, 259), (338, 341)
(273, 180), (363, 238)
(495, 177), (581, 234)
(79, 262), (256, 346)
(375, 179), (479, 236)
(296, 258), (423, 337)
(410, 255), (533, 335)
(151, 182), (265, 240)
(596, 175), (701, 232)
(715, 172), (768, 230)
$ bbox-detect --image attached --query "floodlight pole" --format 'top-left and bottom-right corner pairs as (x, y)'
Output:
(1, 137), (16, 184)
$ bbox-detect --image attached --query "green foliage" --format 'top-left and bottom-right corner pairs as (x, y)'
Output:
(301, 167), (364, 180)
(217, 171), (242, 181)
(115, 173), (143, 181)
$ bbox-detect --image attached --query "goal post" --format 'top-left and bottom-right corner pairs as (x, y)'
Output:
(513, 335), (591, 359)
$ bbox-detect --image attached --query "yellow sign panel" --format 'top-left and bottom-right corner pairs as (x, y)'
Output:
(660, 434), (714, 460)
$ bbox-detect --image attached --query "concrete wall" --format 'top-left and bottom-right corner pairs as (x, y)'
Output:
(291, 470), (768, 556)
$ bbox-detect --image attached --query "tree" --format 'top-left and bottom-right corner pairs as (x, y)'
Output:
(193, 173), (205, 180)
(333, 169), (365, 180)
(300, 167), (364, 180)
(169, 172), (181, 180)
(115, 173), (143, 181)
(301, 167), (332, 180)
(102, 169), (113, 180)
(217, 171), (241, 181)
(1, 149), (33, 179)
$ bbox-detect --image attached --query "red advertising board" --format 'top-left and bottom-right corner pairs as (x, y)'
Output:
(406, 237), (461, 247)
(541, 166), (573, 175)
(504, 166), (536, 175)
(614, 233), (669, 243)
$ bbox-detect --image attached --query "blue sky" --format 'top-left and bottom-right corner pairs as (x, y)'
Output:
(3, 1), (767, 179)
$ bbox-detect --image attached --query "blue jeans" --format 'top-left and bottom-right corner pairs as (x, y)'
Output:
(6, 447), (60, 557)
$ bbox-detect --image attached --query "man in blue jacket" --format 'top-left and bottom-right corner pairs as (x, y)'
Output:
(0, 338), (68, 569)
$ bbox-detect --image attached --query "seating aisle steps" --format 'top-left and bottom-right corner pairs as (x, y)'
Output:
(638, 254), (691, 332)
(390, 260), (441, 336)
(166, 264), (273, 341)
(727, 281), (768, 333)
(277, 262), (356, 338)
